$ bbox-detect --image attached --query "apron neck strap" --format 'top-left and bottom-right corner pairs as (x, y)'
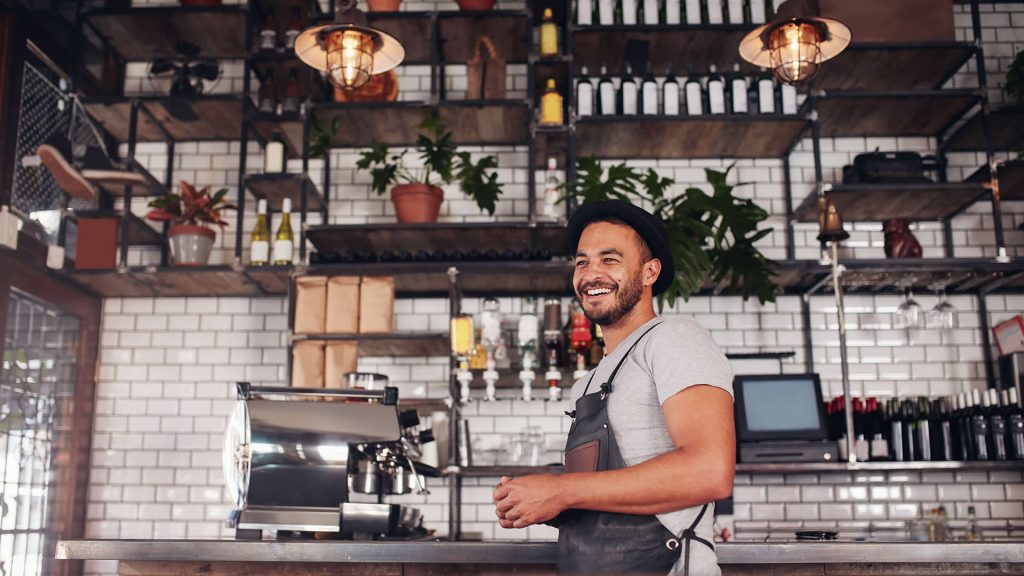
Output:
(582, 320), (663, 397)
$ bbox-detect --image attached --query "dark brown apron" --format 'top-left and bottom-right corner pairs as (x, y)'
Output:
(557, 321), (713, 575)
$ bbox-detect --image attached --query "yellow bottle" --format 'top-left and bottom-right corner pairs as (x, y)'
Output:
(540, 78), (564, 126)
(469, 328), (488, 370)
(250, 199), (269, 265)
(271, 197), (294, 265)
(450, 314), (475, 357)
(539, 8), (558, 57)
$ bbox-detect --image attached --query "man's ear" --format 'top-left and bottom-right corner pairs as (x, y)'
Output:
(644, 258), (662, 287)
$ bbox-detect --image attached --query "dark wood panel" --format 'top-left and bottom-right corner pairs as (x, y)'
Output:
(438, 12), (529, 64)
(306, 222), (566, 256)
(368, 13), (433, 65)
(245, 266), (293, 294)
(793, 183), (988, 222)
(816, 92), (978, 137)
(142, 268), (265, 297)
(84, 97), (244, 143)
(814, 43), (973, 91)
(571, 25), (754, 74)
(946, 105), (1024, 152)
(437, 101), (531, 144)
(966, 159), (1024, 202)
(83, 100), (168, 142)
(576, 116), (808, 159)
(246, 173), (323, 211)
(293, 333), (449, 357)
(85, 7), (247, 60)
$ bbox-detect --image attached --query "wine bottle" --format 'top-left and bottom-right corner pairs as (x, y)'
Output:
(707, 65), (726, 115)
(577, 66), (595, 118)
(889, 399), (905, 462)
(970, 389), (990, 460)
(282, 68), (302, 114)
(663, 65), (680, 115)
(750, 0), (766, 23)
(641, 66), (659, 115)
(916, 397), (932, 461)
(757, 67), (776, 114)
(259, 8), (277, 51)
(665, 0), (680, 24)
(250, 199), (269, 266)
(987, 388), (1008, 460)
(706, 0), (724, 24)
(729, 63), (749, 114)
(272, 197), (294, 265)
(264, 131), (285, 173)
(578, 0), (594, 26)
(598, 65), (616, 115)
(543, 298), (564, 369)
(643, 0), (659, 24)
(781, 81), (798, 114)
(903, 400), (917, 461)
(956, 393), (972, 460)
(684, 0), (701, 23)
(540, 78), (564, 125)
(598, 0), (614, 25)
(258, 73), (276, 114)
(285, 7), (302, 50)
(619, 63), (638, 115)
(684, 68), (703, 115)
(1005, 387), (1024, 460)
(727, 0), (744, 23)
(540, 8), (559, 57)
(622, 0), (638, 24)
(935, 398), (954, 461)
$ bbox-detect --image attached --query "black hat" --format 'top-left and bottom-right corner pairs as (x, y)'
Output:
(566, 200), (675, 296)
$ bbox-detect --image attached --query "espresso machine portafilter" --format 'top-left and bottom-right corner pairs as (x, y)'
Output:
(223, 382), (440, 540)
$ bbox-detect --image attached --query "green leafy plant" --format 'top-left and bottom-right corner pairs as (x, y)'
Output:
(308, 113), (342, 160)
(565, 157), (777, 307)
(146, 181), (235, 228)
(355, 116), (503, 215)
(1007, 50), (1024, 104)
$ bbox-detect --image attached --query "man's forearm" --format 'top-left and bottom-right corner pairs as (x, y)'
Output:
(556, 447), (734, 516)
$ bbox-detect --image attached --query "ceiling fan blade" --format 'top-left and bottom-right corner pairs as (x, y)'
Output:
(176, 40), (202, 58)
(191, 60), (221, 81)
(149, 59), (176, 75)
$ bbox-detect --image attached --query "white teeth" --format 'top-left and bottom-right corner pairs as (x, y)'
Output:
(586, 288), (612, 296)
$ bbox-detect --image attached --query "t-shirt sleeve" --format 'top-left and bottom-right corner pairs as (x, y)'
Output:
(643, 318), (734, 406)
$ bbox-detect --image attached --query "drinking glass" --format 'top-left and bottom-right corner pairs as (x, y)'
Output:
(894, 288), (924, 330)
(928, 287), (957, 332)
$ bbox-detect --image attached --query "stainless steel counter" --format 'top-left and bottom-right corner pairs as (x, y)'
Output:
(55, 539), (1024, 565)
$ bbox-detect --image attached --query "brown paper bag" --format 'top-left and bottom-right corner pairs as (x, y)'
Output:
(294, 276), (328, 334)
(326, 276), (361, 333)
(359, 276), (395, 334)
(325, 341), (359, 390)
(466, 35), (506, 100)
(291, 341), (325, 388)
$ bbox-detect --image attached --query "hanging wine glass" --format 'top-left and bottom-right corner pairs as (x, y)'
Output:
(928, 286), (957, 332)
(894, 287), (924, 330)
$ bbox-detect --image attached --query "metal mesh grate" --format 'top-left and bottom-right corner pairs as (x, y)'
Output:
(0, 290), (80, 576)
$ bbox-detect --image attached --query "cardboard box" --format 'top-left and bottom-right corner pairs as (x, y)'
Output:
(326, 276), (360, 333)
(294, 276), (327, 334)
(359, 276), (394, 334)
(76, 217), (118, 269)
(325, 341), (359, 389)
(291, 341), (325, 388)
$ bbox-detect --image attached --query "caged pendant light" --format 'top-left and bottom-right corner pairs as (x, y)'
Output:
(738, 0), (850, 85)
(294, 0), (405, 91)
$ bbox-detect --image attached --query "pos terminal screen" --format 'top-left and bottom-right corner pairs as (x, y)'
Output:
(734, 374), (827, 441)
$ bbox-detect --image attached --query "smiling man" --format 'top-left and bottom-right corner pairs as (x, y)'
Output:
(493, 200), (736, 576)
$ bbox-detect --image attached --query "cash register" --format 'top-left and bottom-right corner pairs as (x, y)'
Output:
(734, 373), (838, 463)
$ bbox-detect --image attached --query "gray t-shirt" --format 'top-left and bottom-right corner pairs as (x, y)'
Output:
(569, 316), (734, 576)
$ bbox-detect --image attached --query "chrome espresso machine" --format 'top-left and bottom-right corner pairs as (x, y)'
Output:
(223, 382), (439, 539)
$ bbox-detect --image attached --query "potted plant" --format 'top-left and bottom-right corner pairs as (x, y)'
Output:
(366, 0), (401, 11)
(356, 116), (503, 223)
(146, 181), (235, 266)
(565, 158), (777, 306)
(455, 0), (496, 10)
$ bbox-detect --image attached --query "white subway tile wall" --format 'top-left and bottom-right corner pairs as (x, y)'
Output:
(82, 1), (1024, 574)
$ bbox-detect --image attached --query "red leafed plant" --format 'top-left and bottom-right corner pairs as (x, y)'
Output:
(146, 181), (236, 228)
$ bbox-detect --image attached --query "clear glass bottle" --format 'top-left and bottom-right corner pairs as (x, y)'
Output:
(729, 62), (749, 114)
(598, 65), (616, 115)
(542, 158), (562, 222)
(641, 65), (659, 115)
(963, 506), (981, 541)
(706, 64), (726, 115)
(259, 8), (278, 51)
(263, 131), (285, 173)
(619, 63), (638, 115)
(271, 197), (294, 265)
(576, 66), (595, 118)
(577, 0), (593, 25)
(684, 67), (703, 115)
(663, 65), (680, 115)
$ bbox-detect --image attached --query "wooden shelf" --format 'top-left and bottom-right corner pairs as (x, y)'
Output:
(814, 43), (974, 91)
(245, 173), (323, 212)
(946, 105), (1024, 152)
(71, 210), (161, 246)
(437, 10), (530, 64)
(366, 12), (433, 65)
(64, 265), (292, 298)
(291, 332), (449, 357)
(311, 100), (531, 148)
(83, 6), (247, 60)
(575, 115), (808, 159)
(571, 24), (756, 75)
(816, 90), (979, 138)
(802, 258), (1024, 295)
(93, 159), (168, 197)
(84, 96), (244, 143)
(306, 222), (566, 259)
(967, 159), (1024, 201)
(794, 182), (988, 223)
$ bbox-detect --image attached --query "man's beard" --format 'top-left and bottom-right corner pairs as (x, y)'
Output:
(579, 270), (644, 328)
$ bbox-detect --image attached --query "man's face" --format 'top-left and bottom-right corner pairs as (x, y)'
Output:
(573, 221), (651, 327)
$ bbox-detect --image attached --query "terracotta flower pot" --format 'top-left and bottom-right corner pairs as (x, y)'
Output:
(168, 224), (216, 266)
(180, 0), (222, 6)
(455, 0), (496, 10)
(366, 0), (401, 10)
(391, 183), (443, 223)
